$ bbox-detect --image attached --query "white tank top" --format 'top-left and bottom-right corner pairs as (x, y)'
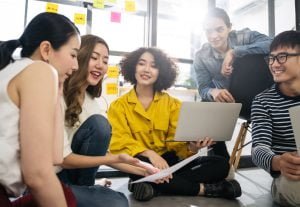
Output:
(0, 58), (33, 196)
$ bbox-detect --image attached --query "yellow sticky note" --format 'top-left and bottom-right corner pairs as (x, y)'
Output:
(93, 0), (105, 9)
(106, 0), (117, 3)
(46, 3), (58, 13)
(125, 0), (136, 12)
(107, 66), (119, 78)
(106, 83), (118, 95)
(74, 13), (86, 25)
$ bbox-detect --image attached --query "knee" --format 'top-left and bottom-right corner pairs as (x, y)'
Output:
(71, 185), (129, 207)
(86, 115), (111, 142)
(277, 176), (300, 204)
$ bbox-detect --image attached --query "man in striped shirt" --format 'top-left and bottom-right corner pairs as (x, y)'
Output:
(251, 30), (300, 206)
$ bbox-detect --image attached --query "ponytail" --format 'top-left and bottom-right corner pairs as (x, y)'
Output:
(0, 39), (21, 70)
(0, 12), (79, 71)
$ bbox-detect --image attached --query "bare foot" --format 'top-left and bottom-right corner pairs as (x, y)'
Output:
(98, 178), (112, 187)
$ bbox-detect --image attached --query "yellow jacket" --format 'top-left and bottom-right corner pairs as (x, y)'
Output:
(108, 89), (191, 159)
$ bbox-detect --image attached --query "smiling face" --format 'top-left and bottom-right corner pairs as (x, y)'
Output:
(204, 17), (231, 53)
(269, 47), (300, 84)
(86, 43), (109, 86)
(135, 52), (159, 88)
(49, 34), (81, 84)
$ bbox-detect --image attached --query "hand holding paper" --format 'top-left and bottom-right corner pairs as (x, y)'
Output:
(131, 148), (208, 184)
(289, 105), (300, 155)
(136, 160), (160, 174)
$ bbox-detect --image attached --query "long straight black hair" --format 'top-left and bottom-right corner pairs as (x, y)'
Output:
(0, 12), (79, 70)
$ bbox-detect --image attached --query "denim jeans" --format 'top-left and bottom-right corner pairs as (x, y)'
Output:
(69, 184), (129, 207)
(58, 114), (111, 186)
(58, 115), (128, 207)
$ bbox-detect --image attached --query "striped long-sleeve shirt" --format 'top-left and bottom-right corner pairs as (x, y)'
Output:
(251, 84), (300, 177)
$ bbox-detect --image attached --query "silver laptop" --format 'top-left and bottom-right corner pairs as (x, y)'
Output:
(174, 102), (242, 142)
(289, 105), (300, 154)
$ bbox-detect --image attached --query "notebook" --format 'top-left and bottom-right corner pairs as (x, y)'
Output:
(289, 105), (300, 155)
(174, 102), (242, 142)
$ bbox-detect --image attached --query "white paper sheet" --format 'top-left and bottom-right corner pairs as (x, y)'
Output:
(131, 148), (208, 184)
(289, 105), (300, 155)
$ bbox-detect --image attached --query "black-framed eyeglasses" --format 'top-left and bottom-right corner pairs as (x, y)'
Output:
(264, 52), (300, 65)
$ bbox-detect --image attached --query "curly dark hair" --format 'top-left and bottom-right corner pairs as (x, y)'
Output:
(64, 34), (109, 127)
(120, 47), (178, 92)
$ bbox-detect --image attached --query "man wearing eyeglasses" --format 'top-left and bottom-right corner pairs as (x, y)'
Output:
(251, 30), (300, 206)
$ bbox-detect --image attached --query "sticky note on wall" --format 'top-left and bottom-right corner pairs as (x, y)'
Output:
(94, 0), (105, 9)
(106, 0), (117, 3)
(107, 66), (119, 78)
(125, 0), (136, 12)
(46, 3), (58, 13)
(111, 11), (121, 23)
(106, 83), (118, 95)
(74, 13), (86, 25)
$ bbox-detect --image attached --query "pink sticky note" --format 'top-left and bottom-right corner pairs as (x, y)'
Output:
(111, 11), (121, 23)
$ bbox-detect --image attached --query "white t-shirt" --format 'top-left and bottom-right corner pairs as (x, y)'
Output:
(56, 92), (106, 172)
(65, 92), (106, 144)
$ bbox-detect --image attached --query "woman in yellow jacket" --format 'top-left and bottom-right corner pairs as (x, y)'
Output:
(108, 47), (241, 201)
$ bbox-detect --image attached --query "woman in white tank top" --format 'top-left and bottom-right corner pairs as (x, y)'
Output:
(0, 12), (80, 207)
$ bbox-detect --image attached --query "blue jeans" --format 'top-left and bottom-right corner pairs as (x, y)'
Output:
(69, 185), (129, 207)
(58, 115), (129, 207)
(58, 114), (111, 186)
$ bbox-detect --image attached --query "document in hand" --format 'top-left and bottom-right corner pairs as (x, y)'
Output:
(131, 148), (209, 184)
(289, 105), (300, 155)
